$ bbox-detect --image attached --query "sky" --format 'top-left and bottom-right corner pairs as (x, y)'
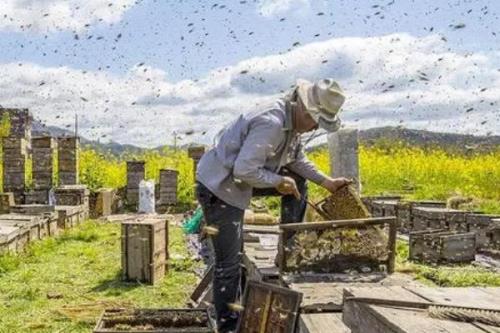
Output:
(0, 0), (499, 147)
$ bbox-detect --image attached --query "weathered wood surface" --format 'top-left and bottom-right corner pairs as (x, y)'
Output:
(287, 274), (422, 313)
(406, 287), (500, 311)
(121, 219), (168, 285)
(298, 313), (351, 333)
(243, 224), (279, 242)
(243, 242), (279, 283)
(409, 230), (476, 264)
(316, 185), (370, 221)
(342, 286), (498, 333)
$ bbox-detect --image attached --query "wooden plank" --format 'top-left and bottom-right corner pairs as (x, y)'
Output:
(299, 313), (351, 333)
(279, 217), (395, 231)
(343, 287), (486, 333)
(288, 275), (422, 313)
(406, 287), (500, 311)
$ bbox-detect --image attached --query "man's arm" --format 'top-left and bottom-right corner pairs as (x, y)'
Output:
(232, 116), (283, 188)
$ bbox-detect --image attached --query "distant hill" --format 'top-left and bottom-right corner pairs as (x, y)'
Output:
(358, 126), (500, 152)
(33, 121), (499, 155)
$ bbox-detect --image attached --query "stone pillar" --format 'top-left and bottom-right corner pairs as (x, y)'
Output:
(2, 137), (27, 203)
(188, 145), (205, 181)
(126, 161), (145, 209)
(327, 128), (360, 193)
(158, 169), (178, 206)
(57, 137), (79, 185)
(27, 136), (55, 204)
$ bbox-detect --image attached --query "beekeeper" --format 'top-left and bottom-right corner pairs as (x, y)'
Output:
(195, 78), (351, 332)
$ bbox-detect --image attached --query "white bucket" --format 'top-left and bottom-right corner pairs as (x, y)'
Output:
(138, 180), (156, 214)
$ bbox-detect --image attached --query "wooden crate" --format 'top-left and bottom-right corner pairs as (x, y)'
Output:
(0, 224), (21, 253)
(412, 207), (468, 232)
(56, 205), (85, 229)
(24, 190), (50, 205)
(187, 146), (205, 160)
(395, 200), (447, 233)
(0, 193), (15, 214)
(466, 213), (500, 249)
(93, 308), (214, 333)
(121, 219), (168, 285)
(278, 217), (397, 274)
(54, 185), (89, 206)
(90, 189), (115, 218)
(237, 280), (302, 333)
(0, 214), (44, 242)
(32, 136), (55, 148)
(158, 169), (178, 205)
(57, 136), (79, 149)
(409, 229), (476, 264)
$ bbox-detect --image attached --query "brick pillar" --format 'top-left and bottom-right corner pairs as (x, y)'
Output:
(2, 137), (27, 203)
(57, 137), (79, 185)
(327, 128), (360, 193)
(27, 136), (55, 204)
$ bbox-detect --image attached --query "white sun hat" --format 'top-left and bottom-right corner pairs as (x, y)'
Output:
(296, 78), (345, 132)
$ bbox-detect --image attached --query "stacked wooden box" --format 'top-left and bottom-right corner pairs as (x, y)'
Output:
(89, 188), (115, 218)
(188, 145), (205, 179)
(2, 137), (27, 204)
(466, 213), (500, 250)
(412, 207), (469, 232)
(395, 200), (446, 232)
(0, 108), (32, 142)
(126, 161), (145, 209)
(121, 218), (168, 284)
(491, 218), (500, 250)
(0, 193), (15, 214)
(54, 184), (89, 212)
(57, 137), (79, 185)
(27, 137), (56, 204)
(158, 169), (178, 207)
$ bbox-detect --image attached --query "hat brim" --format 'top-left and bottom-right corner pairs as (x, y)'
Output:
(297, 80), (341, 132)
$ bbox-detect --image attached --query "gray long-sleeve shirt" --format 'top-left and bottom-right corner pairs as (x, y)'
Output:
(196, 98), (327, 210)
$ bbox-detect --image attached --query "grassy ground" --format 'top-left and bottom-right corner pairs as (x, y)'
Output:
(0, 221), (198, 333)
(395, 241), (500, 287)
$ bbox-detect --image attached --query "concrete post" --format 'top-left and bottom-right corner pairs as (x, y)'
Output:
(327, 128), (360, 193)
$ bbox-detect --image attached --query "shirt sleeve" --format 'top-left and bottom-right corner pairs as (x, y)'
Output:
(286, 144), (328, 185)
(232, 115), (284, 188)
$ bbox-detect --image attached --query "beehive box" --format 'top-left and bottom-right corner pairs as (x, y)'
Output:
(316, 185), (371, 220)
(122, 219), (169, 285)
(0, 214), (45, 243)
(54, 185), (90, 207)
(187, 146), (205, 160)
(279, 217), (397, 274)
(9, 206), (59, 237)
(127, 161), (145, 187)
(93, 308), (214, 333)
(489, 219), (500, 250)
(24, 190), (50, 205)
(0, 225), (22, 253)
(158, 169), (178, 206)
(237, 280), (302, 333)
(56, 205), (86, 229)
(466, 214), (500, 249)
(396, 200), (446, 233)
(90, 189), (116, 218)
(412, 207), (468, 232)
(361, 195), (402, 214)
(409, 229), (476, 264)
(0, 193), (15, 214)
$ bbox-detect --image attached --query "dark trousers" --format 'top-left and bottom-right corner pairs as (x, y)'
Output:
(195, 170), (307, 333)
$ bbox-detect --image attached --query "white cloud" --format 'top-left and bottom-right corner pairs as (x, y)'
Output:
(0, 33), (499, 147)
(257, 0), (311, 17)
(0, 0), (136, 32)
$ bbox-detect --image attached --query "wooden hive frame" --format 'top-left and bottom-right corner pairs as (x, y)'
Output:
(278, 217), (397, 274)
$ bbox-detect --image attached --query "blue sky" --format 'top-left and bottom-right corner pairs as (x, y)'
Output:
(0, 0), (499, 146)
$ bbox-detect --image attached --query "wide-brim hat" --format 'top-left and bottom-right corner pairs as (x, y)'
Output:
(296, 78), (345, 132)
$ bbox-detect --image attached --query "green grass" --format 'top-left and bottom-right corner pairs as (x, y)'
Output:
(0, 221), (198, 333)
(395, 241), (500, 287)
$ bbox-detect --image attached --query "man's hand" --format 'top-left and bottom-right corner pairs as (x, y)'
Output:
(276, 176), (301, 200)
(321, 177), (353, 193)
